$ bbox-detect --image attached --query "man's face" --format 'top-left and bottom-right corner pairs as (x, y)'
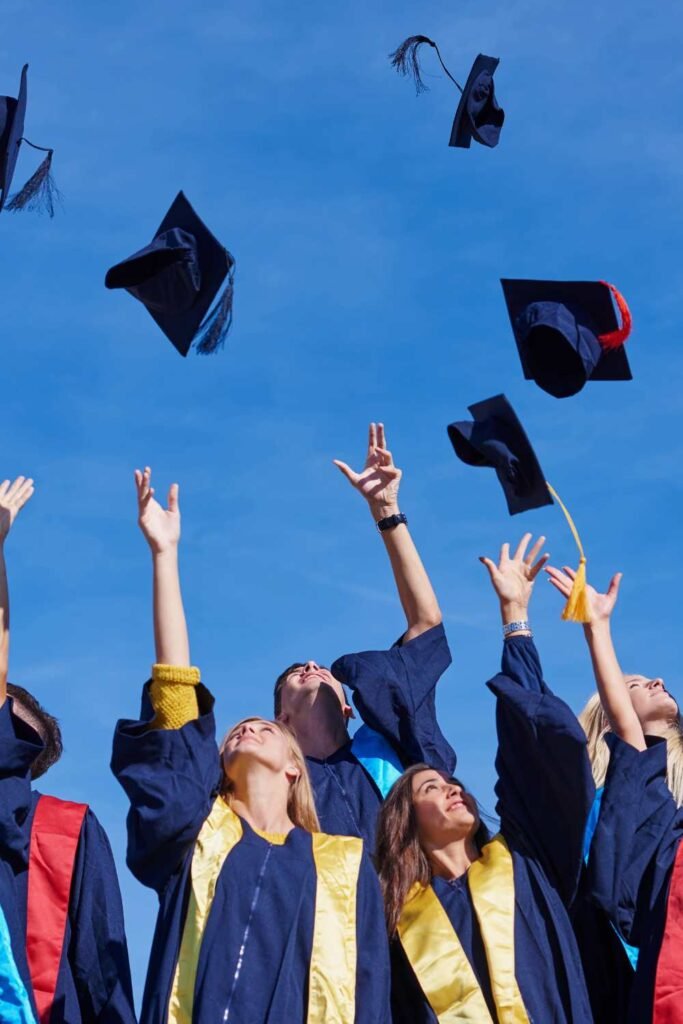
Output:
(277, 661), (352, 722)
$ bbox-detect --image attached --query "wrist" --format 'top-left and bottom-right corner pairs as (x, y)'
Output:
(584, 617), (611, 640)
(500, 602), (529, 626)
(151, 543), (179, 560)
(369, 501), (400, 522)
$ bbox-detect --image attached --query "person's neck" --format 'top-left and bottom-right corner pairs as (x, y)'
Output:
(426, 835), (480, 881)
(229, 764), (294, 835)
(286, 692), (349, 759)
(644, 717), (674, 740)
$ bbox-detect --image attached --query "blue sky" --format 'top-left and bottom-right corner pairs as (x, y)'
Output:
(3, 0), (683, 1002)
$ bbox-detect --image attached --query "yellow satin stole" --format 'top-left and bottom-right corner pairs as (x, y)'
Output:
(397, 834), (529, 1024)
(166, 797), (362, 1024)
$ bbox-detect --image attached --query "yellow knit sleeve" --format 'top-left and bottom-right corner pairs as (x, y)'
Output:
(149, 664), (201, 731)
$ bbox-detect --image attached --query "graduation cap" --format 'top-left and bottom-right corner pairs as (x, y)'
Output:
(501, 279), (633, 399)
(0, 65), (59, 217)
(105, 191), (235, 357)
(448, 394), (591, 622)
(389, 36), (504, 149)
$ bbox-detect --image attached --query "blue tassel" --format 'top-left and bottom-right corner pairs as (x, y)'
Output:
(194, 258), (235, 355)
(6, 149), (60, 217)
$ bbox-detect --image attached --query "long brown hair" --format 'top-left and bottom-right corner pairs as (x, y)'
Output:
(376, 764), (490, 935)
(580, 693), (683, 807)
(219, 717), (321, 833)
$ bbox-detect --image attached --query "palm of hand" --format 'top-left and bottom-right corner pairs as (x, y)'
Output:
(494, 561), (533, 606)
(139, 498), (179, 551)
(587, 584), (615, 620)
(355, 453), (401, 507)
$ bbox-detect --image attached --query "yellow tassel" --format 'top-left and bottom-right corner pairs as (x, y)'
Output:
(545, 483), (592, 624)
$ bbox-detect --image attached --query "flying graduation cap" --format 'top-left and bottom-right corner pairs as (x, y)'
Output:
(0, 65), (59, 217)
(389, 36), (504, 149)
(105, 191), (235, 357)
(501, 279), (633, 398)
(448, 394), (591, 622)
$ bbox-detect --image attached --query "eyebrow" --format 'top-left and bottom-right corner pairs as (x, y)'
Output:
(416, 776), (443, 792)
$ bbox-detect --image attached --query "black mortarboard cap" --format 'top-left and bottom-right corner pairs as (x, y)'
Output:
(389, 37), (504, 150)
(449, 55), (504, 149)
(105, 191), (235, 357)
(501, 279), (633, 399)
(0, 65), (59, 216)
(447, 394), (552, 515)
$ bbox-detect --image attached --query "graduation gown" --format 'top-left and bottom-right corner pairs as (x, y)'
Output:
(111, 682), (391, 1024)
(0, 700), (137, 1024)
(588, 733), (683, 1024)
(390, 635), (595, 1024)
(310, 623), (455, 850)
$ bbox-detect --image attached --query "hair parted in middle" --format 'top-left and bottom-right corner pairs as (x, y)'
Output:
(219, 716), (320, 833)
(375, 763), (491, 935)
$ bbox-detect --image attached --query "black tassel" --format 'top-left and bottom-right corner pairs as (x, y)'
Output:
(389, 36), (437, 94)
(389, 36), (463, 96)
(6, 149), (61, 217)
(194, 259), (235, 355)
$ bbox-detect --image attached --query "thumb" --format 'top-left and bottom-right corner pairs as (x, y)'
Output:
(333, 460), (358, 486)
(167, 483), (180, 513)
(479, 556), (499, 585)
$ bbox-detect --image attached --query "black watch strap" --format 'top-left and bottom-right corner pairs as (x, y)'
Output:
(376, 513), (408, 533)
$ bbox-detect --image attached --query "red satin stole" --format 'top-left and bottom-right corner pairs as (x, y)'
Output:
(654, 839), (683, 1024)
(26, 795), (88, 1024)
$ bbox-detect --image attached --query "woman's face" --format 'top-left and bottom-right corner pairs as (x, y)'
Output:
(411, 769), (479, 846)
(222, 719), (298, 781)
(625, 674), (679, 729)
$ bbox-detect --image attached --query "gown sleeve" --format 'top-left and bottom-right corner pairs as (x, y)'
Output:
(388, 939), (433, 1024)
(587, 733), (682, 946)
(354, 850), (391, 1024)
(110, 678), (221, 892)
(0, 700), (43, 869)
(487, 635), (595, 905)
(331, 624), (455, 774)
(66, 810), (137, 1023)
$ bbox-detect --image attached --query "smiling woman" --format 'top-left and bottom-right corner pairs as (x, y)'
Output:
(110, 468), (391, 1024)
(375, 533), (596, 1024)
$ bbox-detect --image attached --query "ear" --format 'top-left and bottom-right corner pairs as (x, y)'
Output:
(276, 711), (290, 725)
(285, 763), (300, 786)
(343, 703), (356, 721)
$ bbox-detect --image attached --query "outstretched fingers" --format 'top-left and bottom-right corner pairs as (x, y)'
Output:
(134, 466), (155, 507)
(544, 565), (572, 597)
(513, 532), (533, 563)
(167, 483), (180, 513)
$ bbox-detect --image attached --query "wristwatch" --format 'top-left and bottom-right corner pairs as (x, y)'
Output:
(376, 513), (408, 533)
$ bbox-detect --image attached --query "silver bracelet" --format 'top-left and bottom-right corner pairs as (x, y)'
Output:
(502, 620), (532, 638)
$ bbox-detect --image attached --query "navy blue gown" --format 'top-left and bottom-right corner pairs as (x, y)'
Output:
(390, 635), (595, 1024)
(111, 682), (391, 1024)
(315, 623), (455, 850)
(588, 733), (683, 1024)
(0, 700), (137, 1024)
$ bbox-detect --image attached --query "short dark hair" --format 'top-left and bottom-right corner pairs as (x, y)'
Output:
(273, 663), (305, 717)
(6, 683), (63, 779)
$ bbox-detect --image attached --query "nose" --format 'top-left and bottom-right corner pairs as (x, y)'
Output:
(447, 783), (463, 798)
(649, 678), (665, 691)
(304, 661), (320, 673)
(239, 722), (258, 737)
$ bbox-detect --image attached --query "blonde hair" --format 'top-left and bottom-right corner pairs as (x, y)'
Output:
(580, 693), (683, 807)
(219, 717), (320, 833)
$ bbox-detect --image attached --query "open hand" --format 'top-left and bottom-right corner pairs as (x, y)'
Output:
(0, 477), (35, 545)
(545, 565), (621, 623)
(333, 423), (402, 518)
(480, 534), (549, 616)
(134, 467), (180, 554)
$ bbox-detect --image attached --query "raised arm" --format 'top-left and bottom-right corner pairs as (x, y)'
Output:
(0, 477), (35, 706)
(545, 565), (645, 751)
(334, 423), (441, 642)
(135, 466), (189, 667)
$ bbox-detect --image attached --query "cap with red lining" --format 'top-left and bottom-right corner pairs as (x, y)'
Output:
(500, 278), (633, 398)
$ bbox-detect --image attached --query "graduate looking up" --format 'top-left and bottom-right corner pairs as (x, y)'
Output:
(111, 468), (390, 1024)
(274, 422), (455, 849)
(376, 534), (596, 1024)
(547, 564), (683, 1023)
(0, 478), (137, 1024)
